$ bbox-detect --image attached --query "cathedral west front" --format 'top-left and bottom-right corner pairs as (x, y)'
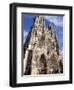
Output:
(23, 16), (63, 75)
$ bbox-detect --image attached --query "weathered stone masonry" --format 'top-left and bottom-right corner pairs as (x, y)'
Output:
(23, 16), (63, 75)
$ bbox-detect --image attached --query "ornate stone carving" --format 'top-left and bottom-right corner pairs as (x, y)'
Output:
(23, 16), (63, 75)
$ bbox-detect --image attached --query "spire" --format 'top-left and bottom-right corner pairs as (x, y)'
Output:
(34, 15), (44, 27)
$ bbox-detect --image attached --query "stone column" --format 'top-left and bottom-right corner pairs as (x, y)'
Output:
(23, 49), (29, 74)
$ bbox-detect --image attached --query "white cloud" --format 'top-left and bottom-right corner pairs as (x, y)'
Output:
(59, 49), (63, 56)
(44, 16), (63, 27)
(23, 30), (29, 44)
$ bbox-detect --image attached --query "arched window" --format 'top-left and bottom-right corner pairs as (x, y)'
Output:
(39, 54), (47, 74)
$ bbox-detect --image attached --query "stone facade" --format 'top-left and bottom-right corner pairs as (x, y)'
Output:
(23, 16), (63, 75)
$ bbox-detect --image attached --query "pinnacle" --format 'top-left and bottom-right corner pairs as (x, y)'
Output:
(23, 15), (63, 75)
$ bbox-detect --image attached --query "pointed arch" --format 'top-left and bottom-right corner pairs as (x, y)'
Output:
(39, 54), (47, 74)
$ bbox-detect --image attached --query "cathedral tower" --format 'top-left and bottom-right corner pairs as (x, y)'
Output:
(23, 15), (63, 75)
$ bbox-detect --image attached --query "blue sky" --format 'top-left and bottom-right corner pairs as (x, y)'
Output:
(22, 14), (63, 53)
(22, 14), (35, 44)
